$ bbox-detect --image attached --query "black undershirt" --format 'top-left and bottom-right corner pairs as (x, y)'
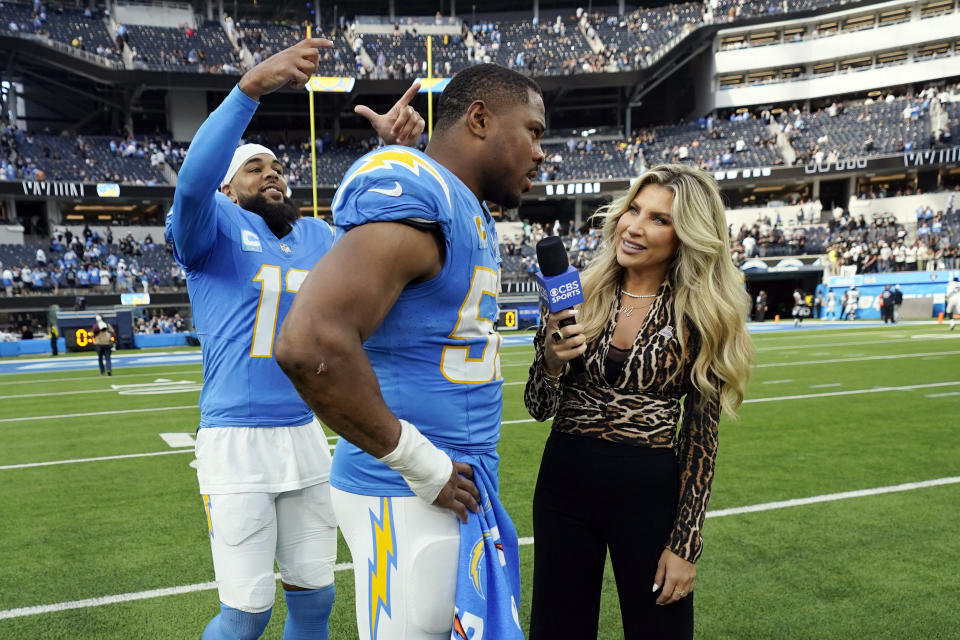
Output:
(604, 344), (631, 385)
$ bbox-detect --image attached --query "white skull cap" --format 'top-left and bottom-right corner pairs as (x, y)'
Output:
(221, 144), (277, 188)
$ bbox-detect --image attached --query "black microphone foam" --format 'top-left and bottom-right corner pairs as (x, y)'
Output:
(535, 236), (586, 382)
(536, 236), (569, 277)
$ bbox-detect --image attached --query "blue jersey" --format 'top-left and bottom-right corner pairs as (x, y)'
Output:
(329, 146), (503, 496)
(168, 85), (335, 429)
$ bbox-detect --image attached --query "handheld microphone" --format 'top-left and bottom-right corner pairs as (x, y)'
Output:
(535, 236), (587, 381)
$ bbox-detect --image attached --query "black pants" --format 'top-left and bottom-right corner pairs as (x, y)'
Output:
(530, 431), (693, 640)
(882, 304), (895, 324)
(96, 345), (112, 373)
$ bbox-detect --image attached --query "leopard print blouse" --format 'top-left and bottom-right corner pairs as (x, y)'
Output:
(524, 281), (720, 563)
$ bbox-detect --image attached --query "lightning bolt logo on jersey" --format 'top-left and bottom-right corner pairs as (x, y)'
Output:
(329, 146), (504, 497)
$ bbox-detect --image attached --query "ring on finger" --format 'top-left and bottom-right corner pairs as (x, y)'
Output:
(676, 589), (686, 597)
(551, 330), (564, 343)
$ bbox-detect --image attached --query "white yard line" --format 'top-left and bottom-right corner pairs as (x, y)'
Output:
(0, 383), (201, 400)
(0, 405), (198, 424)
(0, 388), (122, 400)
(0, 370), (202, 387)
(762, 379), (793, 385)
(705, 476), (960, 517)
(3, 475), (957, 620)
(3, 435), (341, 469)
(0, 449), (194, 470)
(926, 391), (960, 398)
(752, 335), (915, 349)
(755, 350), (960, 368)
(809, 383), (842, 388)
(743, 380), (960, 403)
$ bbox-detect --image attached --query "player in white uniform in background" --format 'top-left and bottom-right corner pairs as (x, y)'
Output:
(168, 37), (423, 640)
(947, 277), (960, 330)
(844, 286), (860, 320)
(825, 289), (836, 321)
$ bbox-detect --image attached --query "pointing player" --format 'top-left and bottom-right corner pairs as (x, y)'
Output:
(276, 64), (545, 639)
(167, 38), (423, 640)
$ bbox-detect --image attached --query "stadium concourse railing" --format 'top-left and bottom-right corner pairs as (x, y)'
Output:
(0, 30), (124, 69)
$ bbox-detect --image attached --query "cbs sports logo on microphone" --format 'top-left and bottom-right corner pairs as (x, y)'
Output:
(537, 268), (586, 312)
(549, 281), (582, 304)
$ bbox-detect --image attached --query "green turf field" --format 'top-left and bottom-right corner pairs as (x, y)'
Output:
(1, 324), (958, 639)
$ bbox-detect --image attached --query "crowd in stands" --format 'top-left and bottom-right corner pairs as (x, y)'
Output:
(3, 79), (959, 186)
(4, 190), (959, 298)
(0, 225), (185, 297)
(365, 25), (469, 80)
(786, 85), (959, 165)
(1, 0), (120, 61)
(633, 110), (783, 172)
(133, 312), (187, 334)
(728, 204), (827, 264)
(711, 0), (869, 21)
(3, 0), (927, 78)
(230, 18), (357, 76)
(124, 21), (241, 72)
(2, 0), (959, 187)
(820, 196), (960, 276)
(1, 120), (179, 185)
(585, 3), (704, 72)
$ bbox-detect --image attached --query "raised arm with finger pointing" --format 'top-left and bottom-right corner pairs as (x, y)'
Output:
(355, 80), (426, 147)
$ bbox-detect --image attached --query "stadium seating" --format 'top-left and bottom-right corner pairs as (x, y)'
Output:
(0, 239), (183, 292)
(496, 16), (593, 74)
(236, 21), (358, 76)
(540, 139), (635, 181)
(588, 3), (703, 70)
(788, 97), (931, 162)
(639, 115), (784, 170)
(0, 1), (119, 59)
(125, 22), (238, 70)
(14, 134), (166, 184)
(364, 31), (473, 79)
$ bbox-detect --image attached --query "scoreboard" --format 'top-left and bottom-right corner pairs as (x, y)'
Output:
(497, 308), (519, 331)
(57, 310), (135, 352)
(497, 304), (540, 331)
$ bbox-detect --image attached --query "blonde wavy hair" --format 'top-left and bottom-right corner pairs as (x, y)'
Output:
(578, 164), (754, 417)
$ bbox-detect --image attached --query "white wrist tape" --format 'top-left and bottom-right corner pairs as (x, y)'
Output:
(377, 420), (453, 504)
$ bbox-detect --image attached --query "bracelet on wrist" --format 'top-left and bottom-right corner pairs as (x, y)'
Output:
(542, 365), (564, 389)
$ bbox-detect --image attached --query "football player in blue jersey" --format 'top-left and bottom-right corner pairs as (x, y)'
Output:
(276, 64), (545, 640)
(167, 37), (424, 640)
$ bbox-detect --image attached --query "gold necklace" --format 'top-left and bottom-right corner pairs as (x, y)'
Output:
(617, 297), (656, 317)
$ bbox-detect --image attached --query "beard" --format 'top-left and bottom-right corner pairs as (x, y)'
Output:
(239, 192), (301, 238)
